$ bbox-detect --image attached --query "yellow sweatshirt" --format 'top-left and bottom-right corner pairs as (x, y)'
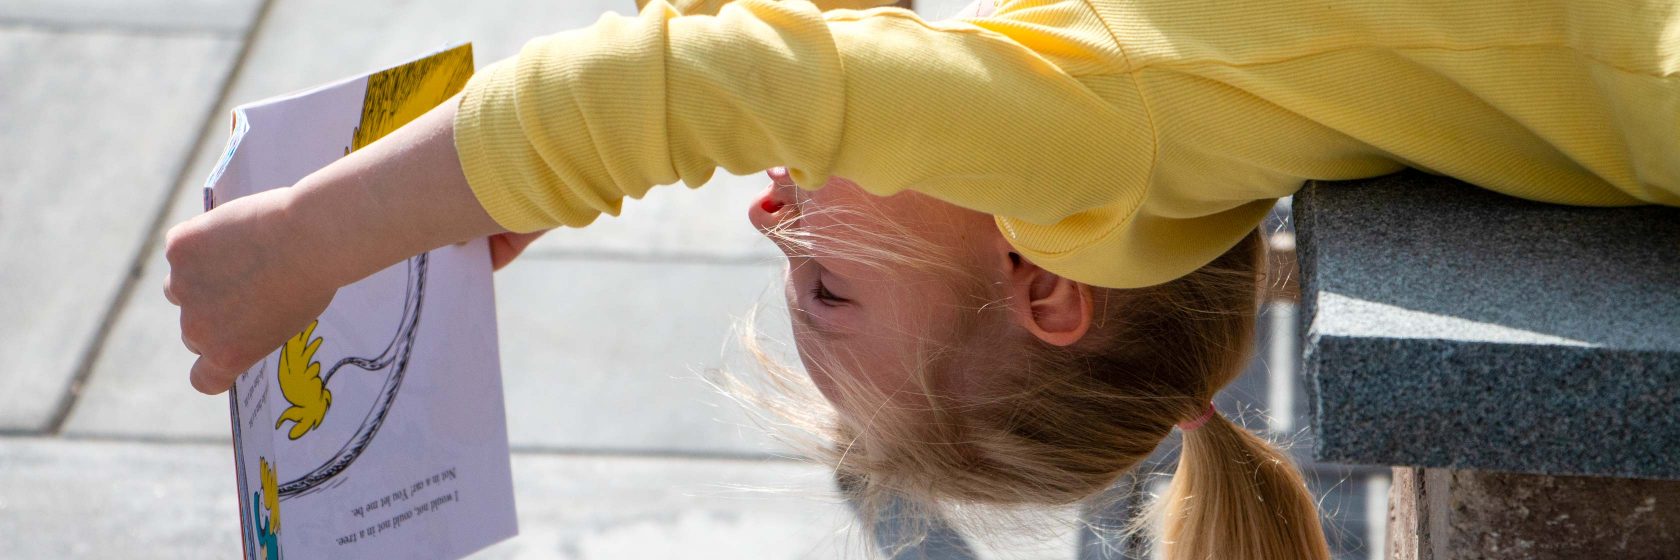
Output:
(454, 0), (1680, 289)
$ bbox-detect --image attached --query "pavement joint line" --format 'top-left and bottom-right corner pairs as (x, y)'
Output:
(505, 445), (808, 463)
(0, 428), (48, 438)
(20, 432), (815, 464)
(46, 431), (230, 448)
(0, 18), (246, 37)
(42, 0), (276, 436)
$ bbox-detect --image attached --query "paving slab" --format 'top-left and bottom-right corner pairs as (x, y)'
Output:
(69, 254), (800, 456)
(0, 437), (243, 559)
(494, 258), (802, 456)
(202, 0), (632, 128)
(59, 188), (230, 440)
(0, 437), (1088, 559)
(0, 27), (241, 432)
(474, 453), (856, 559)
(521, 170), (780, 262)
(0, 437), (849, 559)
(0, 0), (261, 34)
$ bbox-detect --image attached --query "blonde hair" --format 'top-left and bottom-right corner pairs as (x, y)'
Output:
(725, 199), (1328, 559)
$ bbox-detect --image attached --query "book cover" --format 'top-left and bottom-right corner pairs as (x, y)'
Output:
(204, 43), (518, 560)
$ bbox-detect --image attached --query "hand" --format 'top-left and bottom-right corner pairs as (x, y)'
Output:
(164, 188), (338, 395)
(488, 230), (548, 270)
(168, 96), (507, 395)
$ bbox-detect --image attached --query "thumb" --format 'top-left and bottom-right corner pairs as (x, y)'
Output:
(190, 356), (243, 395)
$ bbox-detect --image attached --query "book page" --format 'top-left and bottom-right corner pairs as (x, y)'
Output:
(207, 43), (517, 560)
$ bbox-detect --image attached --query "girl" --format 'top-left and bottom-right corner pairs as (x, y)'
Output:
(164, 0), (1680, 558)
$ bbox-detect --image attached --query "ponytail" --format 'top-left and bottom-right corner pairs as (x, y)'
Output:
(1154, 412), (1330, 560)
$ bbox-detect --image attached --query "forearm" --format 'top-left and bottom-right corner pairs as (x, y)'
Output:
(286, 95), (504, 289)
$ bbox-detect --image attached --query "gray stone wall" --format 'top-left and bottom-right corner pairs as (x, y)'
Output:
(1390, 468), (1680, 560)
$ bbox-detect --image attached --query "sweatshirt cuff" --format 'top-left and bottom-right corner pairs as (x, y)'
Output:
(453, 57), (556, 233)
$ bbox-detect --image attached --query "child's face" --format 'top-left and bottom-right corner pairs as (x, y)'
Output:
(749, 168), (1004, 407)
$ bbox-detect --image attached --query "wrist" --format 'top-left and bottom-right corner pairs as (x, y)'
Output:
(274, 181), (374, 290)
(278, 95), (503, 289)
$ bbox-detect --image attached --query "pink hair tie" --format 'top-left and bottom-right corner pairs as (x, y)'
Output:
(1177, 402), (1218, 431)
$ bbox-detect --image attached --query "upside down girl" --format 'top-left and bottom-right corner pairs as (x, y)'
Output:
(163, 1), (1680, 558)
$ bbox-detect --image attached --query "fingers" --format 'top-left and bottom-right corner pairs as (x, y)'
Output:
(489, 235), (516, 270)
(503, 228), (544, 252)
(163, 272), (180, 306)
(190, 355), (243, 395)
(164, 207), (331, 398)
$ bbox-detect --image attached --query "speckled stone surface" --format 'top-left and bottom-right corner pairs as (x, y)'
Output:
(1295, 170), (1680, 480)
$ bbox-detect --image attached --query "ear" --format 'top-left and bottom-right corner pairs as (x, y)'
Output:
(1000, 250), (1093, 347)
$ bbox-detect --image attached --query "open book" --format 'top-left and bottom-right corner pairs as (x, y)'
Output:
(204, 44), (517, 560)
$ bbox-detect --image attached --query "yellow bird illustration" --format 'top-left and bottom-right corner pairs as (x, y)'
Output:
(260, 456), (281, 533)
(275, 320), (331, 440)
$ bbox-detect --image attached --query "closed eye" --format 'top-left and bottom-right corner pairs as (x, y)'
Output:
(810, 274), (850, 306)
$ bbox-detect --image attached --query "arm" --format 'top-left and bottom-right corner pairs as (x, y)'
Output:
(166, 97), (498, 394)
(457, 0), (1146, 234)
(463, 0), (1680, 292)
(168, 0), (1140, 393)
(292, 97), (500, 284)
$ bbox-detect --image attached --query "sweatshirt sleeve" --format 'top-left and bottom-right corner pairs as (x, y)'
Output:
(457, 0), (1680, 289)
(453, 0), (1155, 252)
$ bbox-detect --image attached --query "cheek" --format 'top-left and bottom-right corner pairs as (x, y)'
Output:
(795, 347), (846, 407)
(790, 325), (926, 410)
(784, 313), (851, 409)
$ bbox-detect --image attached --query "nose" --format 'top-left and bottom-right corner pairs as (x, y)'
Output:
(767, 167), (799, 204)
(750, 167), (801, 235)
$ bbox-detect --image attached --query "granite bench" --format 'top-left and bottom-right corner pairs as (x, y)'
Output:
(1294, 170), (1680, 558)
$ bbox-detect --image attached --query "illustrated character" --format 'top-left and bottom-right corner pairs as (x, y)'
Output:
(275, 320), (330, 440)
(251, 457), (282, 560)
(261, 456), (281, 533)
(349, 46), (474, 153)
